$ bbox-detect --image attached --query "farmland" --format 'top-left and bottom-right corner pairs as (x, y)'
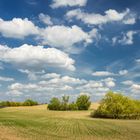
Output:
(0, 104), (140, 140)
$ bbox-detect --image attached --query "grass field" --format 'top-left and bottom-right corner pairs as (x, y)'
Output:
(0, 104), (140, 140)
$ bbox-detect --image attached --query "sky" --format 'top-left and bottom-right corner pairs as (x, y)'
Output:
(0, 0), (140, 103)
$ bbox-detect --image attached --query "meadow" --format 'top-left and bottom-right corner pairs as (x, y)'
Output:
(0, 104), (140, 140)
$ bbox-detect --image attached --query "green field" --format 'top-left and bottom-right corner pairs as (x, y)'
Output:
(0, 105), (140, 140)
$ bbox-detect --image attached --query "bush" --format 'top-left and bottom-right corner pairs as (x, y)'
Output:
(0, 101), (10, 107)
(0, 99), (38, 107)
(47, 97), (61, 110)
(48, 95), (91, 111)
(60, 96), (70, 110)
(91, 91), (140, 119)
(69, 102), (78, 110)
(23, 99), (38, 106)
(76, 95), (91, 110)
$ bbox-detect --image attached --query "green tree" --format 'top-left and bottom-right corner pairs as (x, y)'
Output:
(61, 96), (69, 110)
(76, 95), (91, 110)
(48, 97), (61, 110)
(23, 99), (38, 106)
(69, 102), (78, 110)
(92, 91), (140, 119)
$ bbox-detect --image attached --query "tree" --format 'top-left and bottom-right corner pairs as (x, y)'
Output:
(48, 97), (61, 110)
(23, 99), (38, 106)
(60, 96), (69, 110)
(92, 91), (140, 119)
(76, 95), (91, 110)
(0, 101), (10, 107)
(69, 102), (78, 110)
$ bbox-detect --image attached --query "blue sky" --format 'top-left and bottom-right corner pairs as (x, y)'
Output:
(0, 0), (140, 102)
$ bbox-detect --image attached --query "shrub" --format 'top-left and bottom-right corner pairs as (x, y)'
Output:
(76, 95), (91, 110)
(23, 99), (38, 106)
(69, 102), (78, 110)
(48, 95), (91, 111)
(47, 97), (61, 110)
(92, 91), (140, 119)
(60, 96), (70, 110)
(0, 99), (38, 107)
(0, 101), (10, 107)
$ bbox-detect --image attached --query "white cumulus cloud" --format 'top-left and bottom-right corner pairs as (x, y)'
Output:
(50, 0), (87, 8)
(39, 13), (53, 25)
(0, 18), (38, 39)
(92, 71), (116, 77)
(102, 77), (116, 88)
(38, 25), (97, 53)
(0, 44), (75, 71)
(119, 31), (137, 45)
(66, 8), (135, 25)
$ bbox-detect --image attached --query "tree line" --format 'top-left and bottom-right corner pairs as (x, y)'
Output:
(1, 91), (140, 119)
(0, 99), (38, 107)
(48, 95), (91, 111)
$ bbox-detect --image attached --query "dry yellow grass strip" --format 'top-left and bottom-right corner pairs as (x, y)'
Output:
(0, 126), (28, 140)
(90, 102), (100, 110)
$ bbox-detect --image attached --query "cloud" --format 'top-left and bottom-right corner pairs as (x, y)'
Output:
(19, 71), (61, 81)
(136, 59), (140, 63)
(0, 44), (75, 71)
(66, 8), (134, 25)
(92, 70), (128, 77)
(121, 80), (140, 95)
(119, 70), (128, 75)
(123, 59), (140, 80)
(39, 13), (53, 25)
(0, 17), (100, 53)
(123, 17), (136, 25)
(38, 25), (98, 53)
(102, 77), (116, 88)
(76, 80), (110, 96)
(122, 10), (137, 25)
(130, 83), (140, 94)
(85, 82), (103, 88)
(8, 75), (86, 92)
(61, 85), (73, 91)
(18, 69), (45, 80)
(0, 18), (38, 39)
(6, 90), (23, 96)
(41, 73), (60, 79)
(0, 76), (14, 82)
(50, 0), (87, 8)
(118, 31), (137, 45)
(8, 74), (114, 98)
(112, 30), (138, 45)
(92, 71), (116, 77)
(131, 84), (140, 90)
(43, 75), (87, 85)
(121, 80), (133, 86)
(9, 82), (38, 91)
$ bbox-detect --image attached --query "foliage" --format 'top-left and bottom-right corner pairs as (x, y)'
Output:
(76, 95), (91, 110)
(68, 102), (78, 110)
(60, 96), (70, 110)
(91, 91), (140, 119)
(23, 99), (38, 106)
(48, 95), (91, 111)
(0, 99), (38, 107)
(47, 97), (61, 110)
